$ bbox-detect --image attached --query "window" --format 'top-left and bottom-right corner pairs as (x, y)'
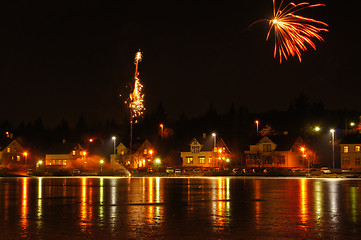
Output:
(7, 148), (10, 153)
(342, 157), (350, 166)
(186, 157), (193, 164)
(355, 146), (361, 152)
(17, 155), (20, 161)
(356, 158), (361, 165)
(191, 146), (200, 153)
(144, 149), (148, 155)
(263, 144), (271, 152)
(208, 157), (212, 164)
(343, 146), (349, 153)
(72, 150), (76, 156)
(199, 156), (205, 164)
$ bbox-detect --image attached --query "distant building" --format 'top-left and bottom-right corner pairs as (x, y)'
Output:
(180, 134), (231, 169)
(340, 134), (361, 171)
(0, 137), (27, 167)
(45, 142), (85, 167)
(244, 135), (309, 168)
(110, 142), (129, 168)
(131, 139), (155, 169)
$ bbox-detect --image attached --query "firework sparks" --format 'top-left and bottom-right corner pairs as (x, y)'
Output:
(128, 50), (145, 119)
(265, 0), (328, 63)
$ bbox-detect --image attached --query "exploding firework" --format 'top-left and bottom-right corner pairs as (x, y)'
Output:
(263, 0), (328, 63)
(128, 50), (145, 119)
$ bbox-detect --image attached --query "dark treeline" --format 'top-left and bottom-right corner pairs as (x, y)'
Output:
(1, 94), (360, 165)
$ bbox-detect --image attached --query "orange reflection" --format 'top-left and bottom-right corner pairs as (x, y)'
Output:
(80, 177), (93, 231)
(3, 182), (9, 221)
(37, 178), (43, 230)
(146, 177), (162, 226)
(299, 178), (308, 225)
(21, 178), (29, 235)
(254, 180), (261, 229)
(212, 178), (231, 230)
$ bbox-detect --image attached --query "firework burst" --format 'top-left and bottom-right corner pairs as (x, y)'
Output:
(128, 50), (145, 119)
(264, 0), (328, 63)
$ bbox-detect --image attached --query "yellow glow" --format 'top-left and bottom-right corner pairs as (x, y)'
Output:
(100, 160), (104, 164)
(272, 18), (278, 24)
(23, 152), (28, 156)
(315, 126), (320, 132)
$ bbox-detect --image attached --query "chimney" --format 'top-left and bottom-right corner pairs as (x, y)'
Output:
(203, 133), (206, 139)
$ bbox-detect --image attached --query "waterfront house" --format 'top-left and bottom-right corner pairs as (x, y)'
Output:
(244, 134), (309, 168)
(180, 134), (231, 169)
(131, 139), (155, 169)
(45, 141), (85, 167)
(0, 137), (27, 167)
(340, 134), (361, 171)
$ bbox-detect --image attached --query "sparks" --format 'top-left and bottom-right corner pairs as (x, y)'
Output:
(128, 50), (145, 119)
(266, 0), (328, 63)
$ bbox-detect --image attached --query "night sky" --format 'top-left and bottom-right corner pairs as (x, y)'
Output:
(1, 1), (360, 127)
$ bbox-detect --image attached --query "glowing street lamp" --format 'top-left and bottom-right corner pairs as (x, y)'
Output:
(255, 120), (259, 135)
(155, 158), (161, 169)
(100, 159), (104, 172)
(330, 129), (335, 169)
(37, 160), (43, 170)
(301, 147), (308, 174)
(112, 136), (116, 171)
(314, 126), (320, 132)
(212, 133), (216, 150)
(23, 152), (28, 166)
(160, 124), (164, 139)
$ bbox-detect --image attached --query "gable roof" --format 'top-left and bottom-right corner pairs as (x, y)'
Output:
(46, 143), (83, 154)
(340, 134), (361, 144)
(0, 137), (25, 151)
(256, 135), (301, 151)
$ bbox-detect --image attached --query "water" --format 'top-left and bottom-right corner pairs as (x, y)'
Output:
(1, 177), (361, 239)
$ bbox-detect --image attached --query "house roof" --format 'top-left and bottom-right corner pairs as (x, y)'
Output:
(182, 134), (230, 153)
(46, 143), (82, 154)
(269, 135), (300, 151)
(0, 137), (25, 151)
(340, 134), (361, 144)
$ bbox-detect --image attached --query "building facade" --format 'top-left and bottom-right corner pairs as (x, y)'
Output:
(244, 135), (309, 168)
(180, 136), (231, 169)
(340, 134), (361, 171)
(0, 138), (27, 167)
(45, 142), (84, 167)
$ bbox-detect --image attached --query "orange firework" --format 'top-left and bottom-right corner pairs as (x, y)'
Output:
(266, 0), (328, 63)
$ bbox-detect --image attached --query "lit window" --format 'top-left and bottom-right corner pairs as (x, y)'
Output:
(208, 157), (212, 163)
(199, 156), (205, 164)
(72, 150), (76, 156)
(343, 146), (349, 153)
(186, 157), (193, 164)
(355, 146), (360, 152)
(63, 160), (67, 166)
(144, 149), (147, 155)
(17, 155), (20, 161)
(7, 148), (10, 153)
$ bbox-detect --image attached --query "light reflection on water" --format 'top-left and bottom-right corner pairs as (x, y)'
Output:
(1, 177), (361, 239)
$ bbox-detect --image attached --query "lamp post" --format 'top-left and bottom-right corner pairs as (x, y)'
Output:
(23, 152), (28, 166)
(155, 158), (161, 171)
(37, 160), (43, 171)
(112, 136), (116, 171)
(212, 133), (216, 150)
(100, 159), (104, 172)
(330, 129), (335, 169)
(301, 147), (308, 174)
(160, 124), (164, 139)
(255, 120), (259, 136)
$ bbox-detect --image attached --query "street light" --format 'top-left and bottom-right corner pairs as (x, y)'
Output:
(330, 129), (335, 169)
(112, 136), (116, 171)
(37, 160), (43, 171)
(212, 133), (216, 150)
(160, 124), (164, 139)
(314, 126), (320, 132)
(301, 147), (308, 174)
(100, 159), (104, 172)
(255, 120), (259, 135)
(23, 152), (28, 166)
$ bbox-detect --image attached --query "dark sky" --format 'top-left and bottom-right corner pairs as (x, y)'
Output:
(1, 1), (360, 127)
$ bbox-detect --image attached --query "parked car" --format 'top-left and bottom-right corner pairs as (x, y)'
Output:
(147, 168), (155, 174)
(27, 169), (34, 176)
(175, 169), (181, 174)
(232, 168), (241, 174)
(72, 169), (81, 175)
(166, 167), (174, 174)
(321, 167), (331, 174)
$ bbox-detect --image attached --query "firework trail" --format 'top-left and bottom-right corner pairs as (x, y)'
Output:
(255, 0), (328, 63)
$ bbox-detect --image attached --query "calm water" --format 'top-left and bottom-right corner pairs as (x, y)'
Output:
(1, 177), (361, 240)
